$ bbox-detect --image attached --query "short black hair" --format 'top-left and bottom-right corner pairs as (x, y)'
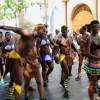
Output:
(0, 31), (2, 34)
(5, 31), (11, 37)
(81, 26), (87, 31)
(61, 25), (68, 30)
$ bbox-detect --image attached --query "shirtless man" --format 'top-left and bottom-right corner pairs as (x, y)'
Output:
(53, 29), (60, 41)
(0, 25), (41, 100)
(52, 29), (60, 64)
(75, 26), (89, 81)
(55, 25), (80, 98)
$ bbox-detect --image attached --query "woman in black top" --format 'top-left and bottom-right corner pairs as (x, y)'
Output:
(83, 20), (100, 100)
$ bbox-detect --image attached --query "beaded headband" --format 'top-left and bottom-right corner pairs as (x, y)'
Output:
(90, 23), (100, 27)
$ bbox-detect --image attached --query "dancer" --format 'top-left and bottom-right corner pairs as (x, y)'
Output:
(36, 24), (54, 87)
(1, 31), (15, 84)
(0, 31), (4, 81)
(52, 29), (60, 64)
(55, 25), (80, 98)
(0, 25), (42, 100)
(75, 26), (89, 81)
(24, 39), (46, 100)
(82, 20), (100, 100)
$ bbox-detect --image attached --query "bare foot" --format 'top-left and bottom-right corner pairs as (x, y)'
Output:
(29, 86), (36, 92)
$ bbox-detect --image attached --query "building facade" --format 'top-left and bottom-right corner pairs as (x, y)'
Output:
(62, 0), (100, 32)
(1, 0), (100, 36)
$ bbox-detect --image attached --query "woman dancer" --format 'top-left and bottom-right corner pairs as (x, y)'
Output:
(82, 20), (100, 100)
(36, 24), (54, 87)
(1, 32), (15, 84)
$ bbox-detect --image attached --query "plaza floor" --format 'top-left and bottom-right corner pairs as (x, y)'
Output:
(0, 60), (98, 100)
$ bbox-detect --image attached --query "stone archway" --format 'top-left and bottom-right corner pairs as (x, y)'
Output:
(72, 4), (93, 31)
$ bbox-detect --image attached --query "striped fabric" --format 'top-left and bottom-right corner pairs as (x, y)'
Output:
(6, 86), (15, 100)
(82, 58), (100, 75)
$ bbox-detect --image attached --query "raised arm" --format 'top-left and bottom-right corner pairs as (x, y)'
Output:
(36, 38), (42, 62)
(70, 36), (80, 56)
(25, 57), (38, 67)
(0, 26), (31, 36)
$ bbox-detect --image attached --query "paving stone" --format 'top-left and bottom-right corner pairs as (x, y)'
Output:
(0, 60), (98, 100)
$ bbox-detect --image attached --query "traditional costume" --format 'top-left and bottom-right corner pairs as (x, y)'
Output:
(83, 35), (100, 75)
(40, 36), (53, 62)
(23, 46), (40, 79)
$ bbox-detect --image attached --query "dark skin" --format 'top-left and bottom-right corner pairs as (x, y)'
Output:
(61, 29), (79, 54)
(57, 28), (79, 78)
(52, 30), (60, 63)
(76, 29), (89, 78)
(24, 47), (44, 98)
(0, 26), (39, 100)
(78, 29), (89, 49)
(1, 34), (14, 79)
(85, 25), (100, 100)
(0, 26), (36, 58)
(0, 33), (4, 76)
(57, 28), (80, 78)
(37, 27), (54, 84)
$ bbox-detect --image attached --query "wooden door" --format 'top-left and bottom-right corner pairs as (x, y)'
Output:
(72, 5), (93, 31)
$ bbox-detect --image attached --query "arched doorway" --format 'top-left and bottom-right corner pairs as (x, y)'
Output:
(72, 4), (93, 31)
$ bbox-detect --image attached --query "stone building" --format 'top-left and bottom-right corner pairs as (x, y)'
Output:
(1, 0), (100, 36)
(62, 0), (100, 32)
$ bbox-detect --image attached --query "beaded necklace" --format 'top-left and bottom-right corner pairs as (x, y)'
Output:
(90, 35), (100, 43)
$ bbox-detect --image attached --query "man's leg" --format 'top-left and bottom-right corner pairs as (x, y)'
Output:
(6, 59), (23, 100)
(61, 59), (69, 98)
(68, 57), (73, 76)
(24, 77), (31, 100)
(75, 56), (83, 81)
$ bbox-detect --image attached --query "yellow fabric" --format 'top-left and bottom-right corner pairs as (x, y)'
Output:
(54, 43), (59, 46)
(13, 83), (22, 94)
(6, 50), (21, 59)
(4, 52), (9, 58)
(34, 24), (44, 30)
(59, 53), (66, 63)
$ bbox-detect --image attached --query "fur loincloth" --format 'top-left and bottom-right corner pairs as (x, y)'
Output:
(23, 45), (41, 79)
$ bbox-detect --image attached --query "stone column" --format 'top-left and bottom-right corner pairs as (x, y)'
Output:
(97, 0), (100, 21)
(62, 0), (69, 26)
(62, 0), (67, 25)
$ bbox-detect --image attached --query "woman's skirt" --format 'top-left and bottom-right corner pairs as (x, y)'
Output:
(82, 58), (100, 75)
(40, 52), (53, 63)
